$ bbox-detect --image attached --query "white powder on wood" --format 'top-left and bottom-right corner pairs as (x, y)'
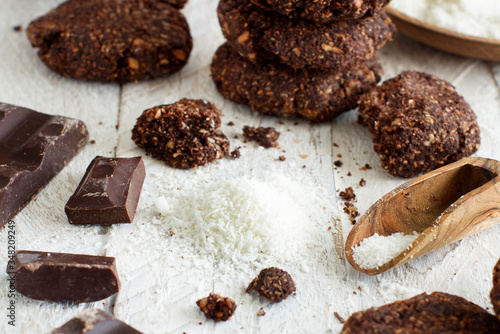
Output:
(391, 0), (500, 40)
(153, 175), (320, 266)
(352, 232), (420, 269)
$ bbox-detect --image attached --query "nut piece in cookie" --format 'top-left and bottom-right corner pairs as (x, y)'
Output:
(341, 292), (500, 333)
(27, 0), (192, 82)
(196, 293), (237, 322)
(246, 267), (296, 303)
(358, 70), (480, 178)
(243, 126), (280, 148)
(217, 0), (395, 70)
(132, 99), (230, 169)
(249, 0), (390, 23)
(211, 43), (382, 122)
(492, 258), (500, 319)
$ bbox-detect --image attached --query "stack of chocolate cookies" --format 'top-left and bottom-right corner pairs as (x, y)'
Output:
(211, 0), (396, 122)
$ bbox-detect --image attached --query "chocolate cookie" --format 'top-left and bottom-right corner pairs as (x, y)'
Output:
(358, 70), (480, 178)
(492, 258), (500, 319)
(217, 0), (395, 70)
(246, 267), (296, 303)
(211, 43), (382, 122)
(131, 99), (230, 169)
(27, 0), (192, 82)
(341, 292), (500, 333)
(250, 0), (390, 23)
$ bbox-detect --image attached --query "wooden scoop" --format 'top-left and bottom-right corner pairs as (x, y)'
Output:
(345, 157), (500, 275)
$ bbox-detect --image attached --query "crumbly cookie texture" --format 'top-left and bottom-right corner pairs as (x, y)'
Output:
(358, 70), (480, 178)
(492, 258), (500, 319)
(246, 267), (296, 303)
(159, 0), (187, 8)
(249, 0), (390, 23)
(217, 0), (395, 70)
(196, 293), (237, 322)
(243, 126), (280, 148)
(341, 292), (500, 334)
(27, 0), (192, 82)
(211, 43), (382, 122)
(131, 99), (230, 169)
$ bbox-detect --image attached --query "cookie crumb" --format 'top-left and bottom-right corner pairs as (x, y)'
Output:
(257, 308), (266, 316)
(334, 160), (343, 167)
(230, 148), (241, 159)
(334, 312), (345, 323)
(339, 187), (356, 201)
(243, 126), (280, 148)
(359, 163), (372, 170)
(278, 156), (286, 161)
(196, 293), (237, 322)
(227, 121), (235, 126)
(13, 25), (22, 32)
(359, 178), (367, 187)
(247, 267), (296, 303)
(344, 202), (360, 224)
(333, 143), (339, 147)
(90, 140), (96, 144)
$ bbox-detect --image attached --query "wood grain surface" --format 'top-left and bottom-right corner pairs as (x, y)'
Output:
(1, 1), (500, 333)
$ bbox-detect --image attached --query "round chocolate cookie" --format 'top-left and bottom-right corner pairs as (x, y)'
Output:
(132, 99), (230, 169)
(217, 0), (395, 70)
(249, 0), (390, 23)
(341, 292), (500, 333)
(27, 0), (192, 83)
(358, 70), (480, 178)
(211, 43), (382, 122)
(492, 258), (500, 319)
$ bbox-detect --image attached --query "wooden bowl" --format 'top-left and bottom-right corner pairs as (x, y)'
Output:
(385, 7), (500, 62)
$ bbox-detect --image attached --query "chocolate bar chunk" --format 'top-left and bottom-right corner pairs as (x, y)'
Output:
(51, 308), (142, 334)
(11, 250), (120, 303)
(65, 156), (146, 225)
(0, 102), (88, 228)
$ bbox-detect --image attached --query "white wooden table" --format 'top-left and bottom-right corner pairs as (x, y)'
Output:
(1, 1), (500, 333)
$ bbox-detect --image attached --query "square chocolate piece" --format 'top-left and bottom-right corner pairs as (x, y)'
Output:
(65, 156), (145, 225)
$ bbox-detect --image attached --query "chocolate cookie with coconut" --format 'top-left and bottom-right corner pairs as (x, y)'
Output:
(249, 0), (391, 23)
(217, 0), (396, 70)
(27, 0), (192, 82)
(211, 43), (382, 122)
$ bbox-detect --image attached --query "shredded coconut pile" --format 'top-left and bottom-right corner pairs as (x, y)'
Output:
(391, 0), (500, 40)
(153, 176), (320, 265)
(352, 232), (420, 269)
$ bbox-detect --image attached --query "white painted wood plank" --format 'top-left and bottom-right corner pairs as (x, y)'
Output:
(0, 1), (120, 333)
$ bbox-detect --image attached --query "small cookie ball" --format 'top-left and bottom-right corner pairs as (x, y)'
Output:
(243, 126), (280, 148)
(132, 99), (230, 169)
(358, 70), (480, 178)
(196, 293), (237, 322)
(246, 267), (296, 303)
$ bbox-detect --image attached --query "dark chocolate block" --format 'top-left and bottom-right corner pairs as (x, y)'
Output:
(65, 156), (146, 225)
(0, 102), (89, 228)
(11, 250), (120, 303)
(51, 308), (142, 334)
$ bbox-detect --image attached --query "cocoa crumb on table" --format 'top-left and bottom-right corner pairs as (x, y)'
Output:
(13, 25), (22, 32)
(339, 187), (356, 201)
(334, 312), (346, 323)
(359, 178), (366, 186)
(196, 293), (237, 322)
(334, 160), (343, 167)
(343, 202), (360, 224)
(247, 267), (296, 303)
(230, 148), (241, 159)
(242, 126), (280, 148)
(278, 156), (286, 161)
(359, 163), (372, 171)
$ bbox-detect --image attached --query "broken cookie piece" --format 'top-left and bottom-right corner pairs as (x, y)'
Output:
(51, 308), (142, 334)
(358, 70), (480, 178)
(246, 267), (296, 303)
(196, 293), (237, 322)
(132, 99), (230, 169)
(243, 126), (280, 148)
(65, 156), (146, 225)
